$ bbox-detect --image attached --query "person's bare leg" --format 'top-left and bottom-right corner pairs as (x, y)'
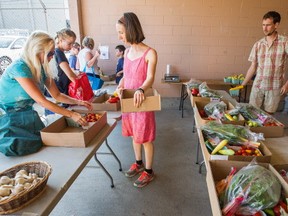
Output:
(132, 138), (142, 161)
(143, 142), (154, 169)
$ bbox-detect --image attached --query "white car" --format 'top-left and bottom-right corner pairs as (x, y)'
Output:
(0, 36), (27, 76)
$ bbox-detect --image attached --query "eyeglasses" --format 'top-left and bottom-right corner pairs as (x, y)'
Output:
(47, 50), (55, 58)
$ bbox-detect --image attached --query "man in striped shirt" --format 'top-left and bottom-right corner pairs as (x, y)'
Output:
(241, 11), (288, 114)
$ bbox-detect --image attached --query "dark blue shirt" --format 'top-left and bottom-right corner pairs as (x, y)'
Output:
(116, 57), (124, 84)
(55, 48), (70, 95)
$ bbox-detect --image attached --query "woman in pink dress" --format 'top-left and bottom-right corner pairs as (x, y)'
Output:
(116, 12), (158, 188)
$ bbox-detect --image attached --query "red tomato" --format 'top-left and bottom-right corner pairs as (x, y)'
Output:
(191, 88), (199, 96)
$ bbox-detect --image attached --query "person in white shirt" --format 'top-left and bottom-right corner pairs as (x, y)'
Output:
(77, 36), (101, 78)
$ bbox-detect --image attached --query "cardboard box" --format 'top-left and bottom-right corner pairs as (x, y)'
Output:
(206, 160), (283, 216)
(91, 93), (120, 111)
(198, 129), (272, 163)
(120, 88), (161, 113)
(248, 118), (285, 138)
(41, 111), (107, 147)
(100, 74), (116, 81)
(190, 94), (213, 107)
(271, 164), (288, 196)
(194, 100), (245, 126)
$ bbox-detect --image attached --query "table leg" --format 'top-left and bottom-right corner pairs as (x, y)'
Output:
(192, 116), (196, 133)
(94, 153), (114, 188)
(105, 139), (122, 171)
(196, 137), (200, 164)
(199, 160), (205, 174)
(179, 84), (188, 118)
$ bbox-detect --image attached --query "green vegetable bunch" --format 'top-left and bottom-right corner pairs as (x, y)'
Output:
(201, 121), (263, 145)
(224, 164), (281, 214)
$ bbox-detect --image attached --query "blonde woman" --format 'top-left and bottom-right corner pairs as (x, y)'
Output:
(77, 36), (101, 78)
(0, 31), (92, 156)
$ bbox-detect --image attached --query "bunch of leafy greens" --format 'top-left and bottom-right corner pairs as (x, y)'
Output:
(224, 164), (281, 214)
(235, 103), (272, 124)
(201, 121), (262, 145)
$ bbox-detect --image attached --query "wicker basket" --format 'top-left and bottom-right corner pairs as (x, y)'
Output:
(0, 161), (52, 215)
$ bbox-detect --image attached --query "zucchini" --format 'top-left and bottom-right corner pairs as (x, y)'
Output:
(205, 141), (214, 153)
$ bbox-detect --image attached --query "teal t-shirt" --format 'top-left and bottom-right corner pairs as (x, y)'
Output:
(0, 59), (47, 112)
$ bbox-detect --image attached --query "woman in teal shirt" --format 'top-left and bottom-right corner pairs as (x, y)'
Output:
(0, 31), (92, 156)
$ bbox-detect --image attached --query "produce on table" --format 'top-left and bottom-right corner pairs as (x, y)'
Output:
(201, 122), (265, 156)
(224, 74), (245, 84)
(211, 139), (228, 155)
(199, 101), (240, 122)
(186, 79), (202, 94)
(201, 122), (264, 145)
(204, 101), (227, 120)
(84, 113), (102, 122)
(235, 103), (283, 127)
(223, 164), (281, 215)
(199, 82), (222, 98)
(107, 95), (120, 103)
(190, 88), (199, 96)
(0, 169), (43, 201)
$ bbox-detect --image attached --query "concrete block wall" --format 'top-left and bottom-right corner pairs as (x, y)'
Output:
(69, 0), (288, 97)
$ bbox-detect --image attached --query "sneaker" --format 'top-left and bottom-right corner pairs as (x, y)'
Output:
(125, 163), (145, 178)
(133, 171), (155, 188)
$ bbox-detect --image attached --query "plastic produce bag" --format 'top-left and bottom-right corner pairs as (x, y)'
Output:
(186, 78), (202, 90)
(201, 121), (264, 145)
(235, 103), (272, 126)
(204, 101), (227, 120)
(222, 162), (281, 215)
(199, 82), (222, 98)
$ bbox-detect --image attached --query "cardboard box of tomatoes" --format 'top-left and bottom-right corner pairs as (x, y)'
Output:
(41, 111), (107, 147)
(91, 93), (120, 111)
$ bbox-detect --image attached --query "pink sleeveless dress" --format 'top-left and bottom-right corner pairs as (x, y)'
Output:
(122, 48), (156, 144)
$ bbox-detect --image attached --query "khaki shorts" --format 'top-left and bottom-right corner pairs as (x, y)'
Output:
(249, 88), (281, 113)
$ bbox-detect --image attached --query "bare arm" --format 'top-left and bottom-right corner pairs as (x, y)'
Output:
(76, 57), (80, 70)
(16, 77), (91, 125)
(116, 74), (125, 96)
(59, 61), (77, 82)
(280, 80), (288, 95)
(116, 70), (123, 76)
(241, 61), (257, 86)
(86, 50), (100, 68)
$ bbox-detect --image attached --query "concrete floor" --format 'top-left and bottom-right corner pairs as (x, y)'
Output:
(49, 106), (212, 216)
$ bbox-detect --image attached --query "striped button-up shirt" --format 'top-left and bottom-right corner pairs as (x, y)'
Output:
(249, 34), (288, 90)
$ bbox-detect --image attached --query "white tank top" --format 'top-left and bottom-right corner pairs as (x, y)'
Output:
(78, 47), (99, 75)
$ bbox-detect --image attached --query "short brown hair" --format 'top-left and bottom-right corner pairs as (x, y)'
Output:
(263, 11), (281, 24)
(118, 12), (145, 44)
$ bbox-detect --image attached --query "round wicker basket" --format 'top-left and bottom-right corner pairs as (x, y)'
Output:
(0, 161), (52, 215)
